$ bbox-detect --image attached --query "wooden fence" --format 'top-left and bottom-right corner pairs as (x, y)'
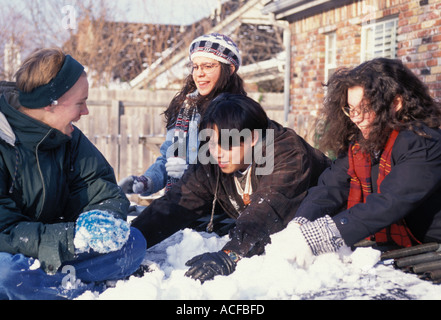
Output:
(75, 89), (315, 183)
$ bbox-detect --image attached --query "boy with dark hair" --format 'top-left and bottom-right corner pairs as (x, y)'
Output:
(132, 94), (330, 283)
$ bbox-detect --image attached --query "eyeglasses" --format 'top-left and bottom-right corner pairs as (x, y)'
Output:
(189, 62), (220, 74)
(341, 103), (371, 118)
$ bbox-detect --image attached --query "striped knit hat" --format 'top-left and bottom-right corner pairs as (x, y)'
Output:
(189, 33), (241, 71)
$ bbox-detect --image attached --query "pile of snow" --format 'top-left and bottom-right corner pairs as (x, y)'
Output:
(77, 220), (441, 300)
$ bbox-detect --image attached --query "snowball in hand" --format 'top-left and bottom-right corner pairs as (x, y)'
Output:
(74, 210), (130, 254)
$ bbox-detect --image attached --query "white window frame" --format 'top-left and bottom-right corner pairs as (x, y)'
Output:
(325, 32), (337, 82)
(361, 17), (398, 62)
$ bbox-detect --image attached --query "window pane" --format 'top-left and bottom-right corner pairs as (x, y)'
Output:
(361, 18), (398, 62)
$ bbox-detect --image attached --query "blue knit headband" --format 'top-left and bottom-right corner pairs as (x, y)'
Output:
(18, 55), (85, 109)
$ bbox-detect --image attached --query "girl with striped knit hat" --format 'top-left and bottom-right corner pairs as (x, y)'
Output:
(119, 33), (246, 196)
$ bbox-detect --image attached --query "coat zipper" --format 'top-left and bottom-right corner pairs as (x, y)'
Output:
(35, 129), (53, 220)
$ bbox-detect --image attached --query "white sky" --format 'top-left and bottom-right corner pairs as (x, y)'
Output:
(0, 0), (222, 26)
(116, 0), (222, 25)
(0, 0), (224, 62)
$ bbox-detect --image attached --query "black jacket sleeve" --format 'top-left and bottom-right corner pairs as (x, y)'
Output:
(296, 129), (441, 247)
(335, 129), (441, 246)
(131, 164), (214, 248)
(294, 154), (351, 222)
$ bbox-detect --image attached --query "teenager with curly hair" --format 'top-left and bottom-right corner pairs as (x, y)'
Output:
(281, 58), (441, 266)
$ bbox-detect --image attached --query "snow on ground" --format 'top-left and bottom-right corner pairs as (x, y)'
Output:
(77, 219), (441, 300)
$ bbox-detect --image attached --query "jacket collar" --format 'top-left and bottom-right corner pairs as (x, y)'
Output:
(0, 94), (70, 150)
(0, 110), (15, 146)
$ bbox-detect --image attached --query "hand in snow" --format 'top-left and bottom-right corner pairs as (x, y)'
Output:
(266, 222), (315, 268)
(268, 216), (347, 269)
(118, 175), (150, 194)
(74, 210), (130, 254)
(185, 251), (237, 283)
(165, 157), (188, 179)
(289, 223), (316, 268)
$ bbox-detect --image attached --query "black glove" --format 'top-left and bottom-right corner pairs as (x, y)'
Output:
(185, 251), (237, 283)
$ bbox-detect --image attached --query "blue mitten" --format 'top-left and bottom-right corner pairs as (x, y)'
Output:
(74, 210), (130, 254)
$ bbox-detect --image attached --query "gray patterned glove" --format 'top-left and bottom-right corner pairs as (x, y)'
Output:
(295, 215), (347, 256)
(118, 175), (150, 194)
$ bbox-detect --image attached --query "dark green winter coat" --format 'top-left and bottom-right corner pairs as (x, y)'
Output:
(0, 82), (129, 273)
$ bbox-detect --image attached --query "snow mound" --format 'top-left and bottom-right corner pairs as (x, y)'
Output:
(78, 225), (441, 300)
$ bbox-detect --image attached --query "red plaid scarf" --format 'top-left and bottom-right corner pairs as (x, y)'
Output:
(347, 130), (420, 247)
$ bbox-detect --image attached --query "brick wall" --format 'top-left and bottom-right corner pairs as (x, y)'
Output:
(287, 0), (441, 143)
(398, 0), (441, 98)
